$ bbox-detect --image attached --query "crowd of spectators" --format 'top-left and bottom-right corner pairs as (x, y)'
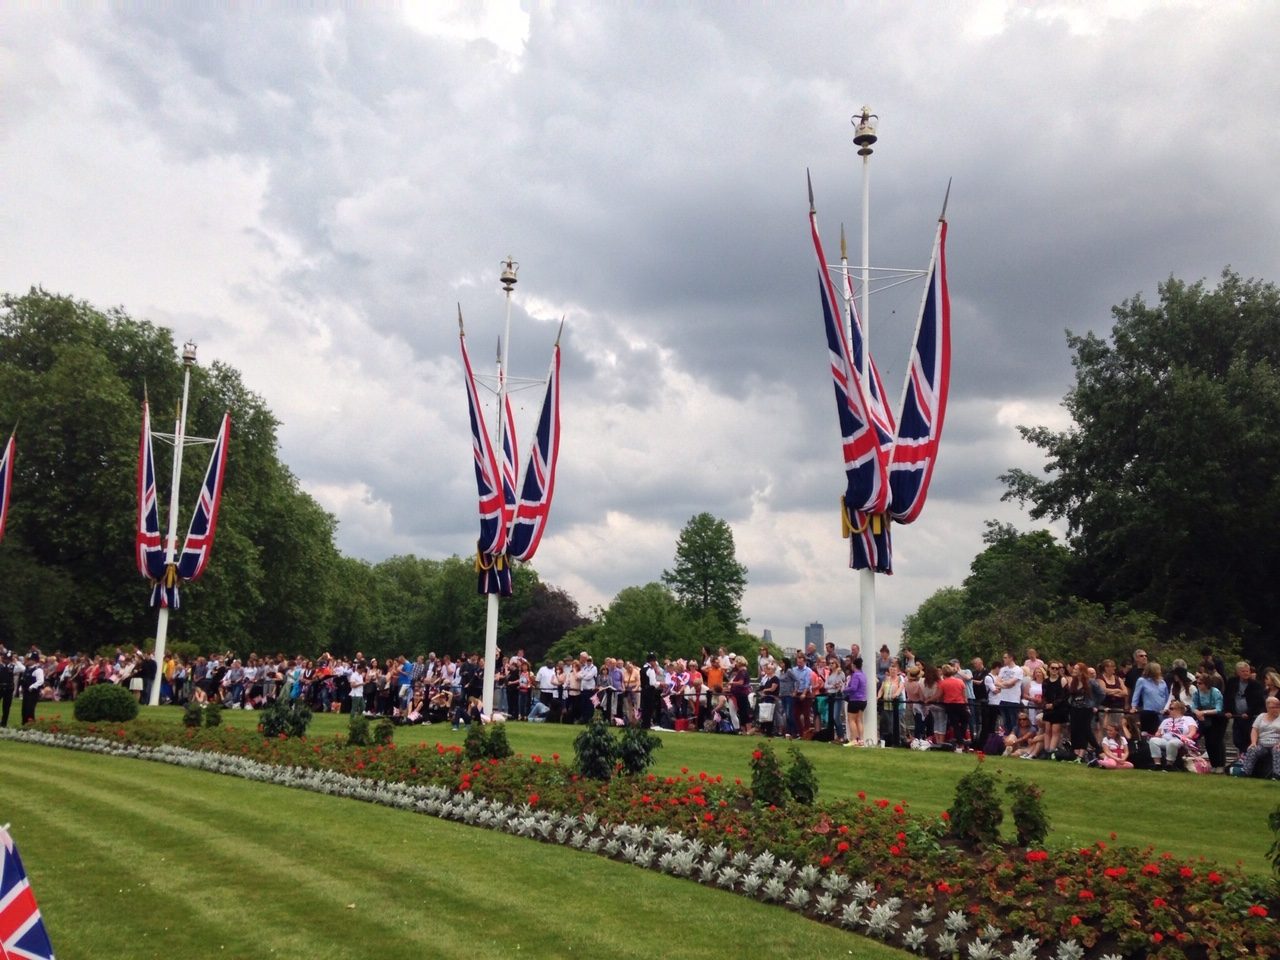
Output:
(3, 639), (1277, 780)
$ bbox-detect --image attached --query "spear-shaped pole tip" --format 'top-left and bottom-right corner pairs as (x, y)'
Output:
(457, 303), (464, 332)
(806, 167), (815, 214)
(840, 223), (847, 261)
(555, 316), (565, 346)
(939, 177), (952, 223)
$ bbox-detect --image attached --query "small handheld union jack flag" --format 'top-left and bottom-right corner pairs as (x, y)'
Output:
(0, 825), (57, 960)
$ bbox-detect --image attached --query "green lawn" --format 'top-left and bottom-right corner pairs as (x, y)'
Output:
(1, 740), (911, 960)
(159, 705), (1279, 873)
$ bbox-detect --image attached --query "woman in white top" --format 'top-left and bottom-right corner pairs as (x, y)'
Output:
(1239, 696), (1280, 779)
(1148, 700), (1198, 770)
(1022, 666), (1045, 733)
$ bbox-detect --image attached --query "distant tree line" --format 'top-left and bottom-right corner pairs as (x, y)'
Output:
(907, 270), (1280, 669)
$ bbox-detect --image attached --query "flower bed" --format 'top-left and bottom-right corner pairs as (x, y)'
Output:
(5, 719), (1275, 960)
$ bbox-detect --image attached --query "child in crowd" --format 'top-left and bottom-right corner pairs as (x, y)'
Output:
(1098, 722), (1133, 768)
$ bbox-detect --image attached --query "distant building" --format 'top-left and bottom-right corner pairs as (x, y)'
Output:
(761, 628), (773, 647)
(804, 621), (824, 650)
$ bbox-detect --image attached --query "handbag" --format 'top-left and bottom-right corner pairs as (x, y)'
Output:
(757, 701), (776, 723)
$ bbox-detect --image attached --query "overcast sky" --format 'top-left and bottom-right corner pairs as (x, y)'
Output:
(3, 1), (1277, 652)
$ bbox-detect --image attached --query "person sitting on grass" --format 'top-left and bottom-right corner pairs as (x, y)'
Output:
(1003, 712), (1040, 758)
(1098, 722), (1134, 769)
(1239, 696), (1280, 780)
(1148, 700), (1198, 771)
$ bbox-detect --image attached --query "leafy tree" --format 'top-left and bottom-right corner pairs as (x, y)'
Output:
(548, 582), (693, 665)
(1002, 270), (1280, 665)
(901, 586), (968, 665)
(661, 512), (748, 634)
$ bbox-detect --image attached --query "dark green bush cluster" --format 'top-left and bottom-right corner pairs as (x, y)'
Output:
(463, 721), (514, 762)
(73, 684), (139, 723)
(347, 712), (371, 746)
(617, 725), (661, 775)
(260, 700), (313, 739)
(182, 701), (204, 728)
(784, 746), (819, 805)
(1006, 778), (1050, 846)
(373, 719), (395, 747)
(950, 764), (1003, 847)
(750, 742), (787, 807)
(204, 703), (223, 727)
(574, 715), (619, 780)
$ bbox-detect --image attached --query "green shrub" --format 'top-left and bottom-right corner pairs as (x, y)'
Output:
(749, 742), (787, 808)
(463, 721), (488, 761)
(950, 763), (1003, 847)
(373, 719), (395, 747)
(485, 722), (513, 760)
(1006, 778), (1050, 847)
(573, 715), (618, 780)
(182, 701), (204, 728)
(260, 700), (313, 740)
(73, 684), (139, 723)
(347, 712), (371, 747)
(617, 725), (661, 775)
(784, 746), (819, 805)
(204, 703), (223, 727)
(1268, 804), (1280, 886)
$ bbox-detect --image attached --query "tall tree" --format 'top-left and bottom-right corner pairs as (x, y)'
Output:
(661, 512), (748, 633)
(1002, 270), (1280, 664)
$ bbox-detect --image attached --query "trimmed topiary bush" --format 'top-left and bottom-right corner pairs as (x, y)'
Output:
(74, 684), (139, 723)
(347, 711), (371, 746)
(1006, 778), (1049, 847)
(785, 746), (819, 805)
(573, 714), (619, 780)
(373, 719), (395, 747)
(618, 725), (661, 775)
(260, 700), (313, 739)
(749, 742), (787, 808)
(484, 722), (513, 760)
(204, 702), (223, 727)
(182, 701), (204, 728)
(950, 763), (1003, 848)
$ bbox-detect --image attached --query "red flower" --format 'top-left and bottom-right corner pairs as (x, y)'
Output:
(820, 855), (833, 867)
(1151, 933), (1163, 944)
(1141, 863), (1160, 876)
(889, 845), (902, 856)
(1025, 850), (1048, 863)
(1152, 897), (1167, 908)
(1207, 871), (1223, 884)
(1179, 866), (1194, 879)
(1103, 866), (1127, 879)
(893, 804), (905, 814)
(876, 799), (890, 809)
(681, 766), (689, 774)
(1070, 916), (1081, 927)
(857, 790), (867, 801)
(703, 812), (715, 823)
(527, 793), (539, 806)
(752, 750), (763, 761)
(837, 841), (850, 853)
(896, 831), (907, 841)
(975, 751), (985, 761)
(552, 753), (560, 761)
(1078, 890), (1094, 901)
(937, 881), (952, 894)
(940, 810), (950, 821)
(838, 825), (849, 835)
(1249, 905), (1269, 918)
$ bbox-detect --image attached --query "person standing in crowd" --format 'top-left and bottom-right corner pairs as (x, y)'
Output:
(1224, 661), (1266, 761)
(880, 660), (906, 747)
(995, 651), (1025, 738)
(0, 650), (17, 727)
(1192, 673), (1226, 772)
(939, 662), (969, 746)
(1131, 660), (1168, 735)
(1023, 647), (1046, 678)
(1124, 648), (1149, 737)
(641, 654), (663, 729)
(20, 652), (44, 724)
(875, 645), (893, 686)
(536, 659), (557, 720)
(1065, 661), (1103, 758)
(970, 657), (993, 747)
(776, 657), (795, 739)
(577, 652), (598, 723)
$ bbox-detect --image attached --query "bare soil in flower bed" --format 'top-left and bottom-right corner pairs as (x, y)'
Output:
(24, 717), (1279, 959)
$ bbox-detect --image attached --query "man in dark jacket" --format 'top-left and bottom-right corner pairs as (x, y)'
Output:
(1224, 661), (1267, 758)
(0, 651), (17, 727)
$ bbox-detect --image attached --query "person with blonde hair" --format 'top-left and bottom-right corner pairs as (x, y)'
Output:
(1131, 660), (1167, 736)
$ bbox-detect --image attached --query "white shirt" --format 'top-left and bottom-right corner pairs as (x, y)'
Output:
(349, 671), (365, 698)
(997, 665), (1024, 704)
(535, 665), (556, 693)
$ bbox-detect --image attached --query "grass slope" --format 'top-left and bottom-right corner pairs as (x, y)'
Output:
(1, 741), (910, 960)
(213, 707), (1277, 873)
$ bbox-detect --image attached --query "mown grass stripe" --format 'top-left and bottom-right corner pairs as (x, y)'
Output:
(1, 742), (912, 960)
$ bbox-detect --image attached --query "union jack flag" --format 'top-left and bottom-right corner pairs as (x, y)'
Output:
(176, 412), (230, 583)
(500, 367), (519, 539)
(506, 341), (561, 563)
(889, 219), (950, 524)
(810, 204), (891, 544)
(135, 403), (166, 584)
(841, 259), (897, 573)
(0, 826), (57, 960)
(0, 432), (14, 545)
(460, 329), (507, 560)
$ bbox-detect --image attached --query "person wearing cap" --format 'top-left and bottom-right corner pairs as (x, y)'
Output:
(0, 650), (18, 727)
(20, 653), (44, 724)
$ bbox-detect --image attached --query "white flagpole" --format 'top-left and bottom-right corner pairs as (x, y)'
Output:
(854, 107), (880, 746)
(481, 258), (518, 716)
(150, 341), (197, 706)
